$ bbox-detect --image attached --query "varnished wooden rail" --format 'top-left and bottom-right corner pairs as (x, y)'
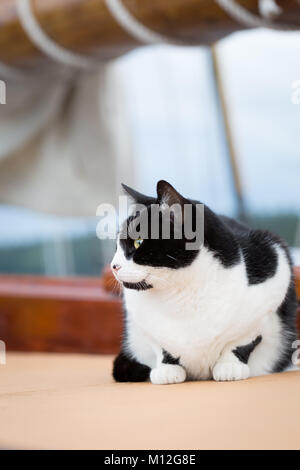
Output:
(0, 275), (123, 354)
(0, 267), (299, 354)
(1, 0), (300, 67)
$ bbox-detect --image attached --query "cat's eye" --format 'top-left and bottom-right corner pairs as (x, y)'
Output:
(134, 238), (144, 249)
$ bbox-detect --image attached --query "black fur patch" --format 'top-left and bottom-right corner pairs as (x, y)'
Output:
(239, 231), (278, 285)
(220, 216), (279, 283)
(162, 349), (180, 365)
(204, 209), (241, 268)
(233, 336), (263, 364)
(113, 351), (150, 382)
(123, 280), (153, 291)
(119, 207), (199, 270)
(119, 181), (201, 270)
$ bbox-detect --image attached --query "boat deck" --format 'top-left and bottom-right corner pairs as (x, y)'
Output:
(0, 353), (299, 450)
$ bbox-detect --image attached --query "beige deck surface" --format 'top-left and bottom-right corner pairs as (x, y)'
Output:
(0, 353), (299, 450)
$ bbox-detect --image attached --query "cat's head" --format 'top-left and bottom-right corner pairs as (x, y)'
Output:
(111, 180), (202, 291)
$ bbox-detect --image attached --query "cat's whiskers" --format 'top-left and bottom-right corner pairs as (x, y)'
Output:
(166, 254), (178, 262)
(108, 276), (122, 295)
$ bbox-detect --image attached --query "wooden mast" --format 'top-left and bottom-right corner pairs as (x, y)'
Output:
(0, 0), (300, 67)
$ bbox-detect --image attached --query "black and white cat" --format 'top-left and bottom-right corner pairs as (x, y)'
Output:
(111, 180), (298, 384)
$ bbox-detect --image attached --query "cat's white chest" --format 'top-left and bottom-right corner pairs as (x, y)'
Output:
(126, 292), (224, 378)
(124, 246), (290, 379)
(124, 253), (246, 378)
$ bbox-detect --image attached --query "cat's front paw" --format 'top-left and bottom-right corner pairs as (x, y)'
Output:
(212, 362), (250, 382)
(150, 364), (186, 385)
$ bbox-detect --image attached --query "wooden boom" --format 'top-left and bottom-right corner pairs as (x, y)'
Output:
(0, 0), (300, 67)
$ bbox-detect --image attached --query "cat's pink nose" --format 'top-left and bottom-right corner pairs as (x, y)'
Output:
(112, 264), (121, 272)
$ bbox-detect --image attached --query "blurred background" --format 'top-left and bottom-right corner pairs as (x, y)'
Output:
(1, 29), (300, 276)
(1, 0), (300, 451)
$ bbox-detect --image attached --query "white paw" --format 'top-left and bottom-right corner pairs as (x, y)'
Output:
(213, 361), (250, 382)
(150, 364), (186, 385)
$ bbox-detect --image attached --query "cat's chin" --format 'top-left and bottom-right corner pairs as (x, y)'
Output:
(123, 280), (153, 291)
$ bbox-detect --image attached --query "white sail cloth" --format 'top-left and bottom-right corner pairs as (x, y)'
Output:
(0, 65), (133, 215)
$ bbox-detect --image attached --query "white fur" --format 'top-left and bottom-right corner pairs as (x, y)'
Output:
(111, 240), (291, 384)
(150, 364), (186, 385)
(212, 361), (250, 382)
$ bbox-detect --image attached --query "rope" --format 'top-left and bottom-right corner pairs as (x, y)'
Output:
(15, 0), (184, 72)
(258, 0), (282, 20)
(215, 0), (299, 31)
(104, 0), (184, 45)
(1, 0), (299, 78)
(16, 0), (99, 69)
(105, 0), (300, 44)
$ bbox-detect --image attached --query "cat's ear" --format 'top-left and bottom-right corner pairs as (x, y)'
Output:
(121, 183), (155, 206)
(156, 180), (185, 207)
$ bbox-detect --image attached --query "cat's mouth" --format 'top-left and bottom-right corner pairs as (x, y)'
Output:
(123, 280), (153, 291)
